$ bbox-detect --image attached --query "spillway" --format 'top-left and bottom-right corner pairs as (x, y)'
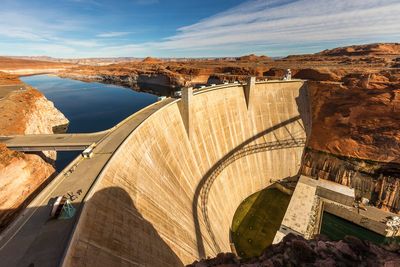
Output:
(62, 80), (311, 266)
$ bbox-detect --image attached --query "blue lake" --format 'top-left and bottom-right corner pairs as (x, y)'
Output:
(21, 75), (158, 171)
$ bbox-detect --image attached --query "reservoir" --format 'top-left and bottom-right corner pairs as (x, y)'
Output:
(21, 75), (158, 171)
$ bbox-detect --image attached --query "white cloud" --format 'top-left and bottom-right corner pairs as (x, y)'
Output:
(154, 0), (400, 55)
(97, 32), (132, 38)
(83, 0), (400, 57)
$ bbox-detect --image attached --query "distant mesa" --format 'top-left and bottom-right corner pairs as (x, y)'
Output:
(236, 54), (271, 61)
(142, 57), (162, 64)
(318, 43), (400, 57)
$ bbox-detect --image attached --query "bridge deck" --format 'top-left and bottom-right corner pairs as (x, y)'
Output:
(0, 98), (175, 267)
(0, 132), (108, 151)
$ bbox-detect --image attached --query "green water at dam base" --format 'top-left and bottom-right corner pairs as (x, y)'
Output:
(231, 186), (291, 258)
(321, 212), (400, 245)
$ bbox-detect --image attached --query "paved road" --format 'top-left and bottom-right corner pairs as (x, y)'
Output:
(0, 132), (108, 151)
(0, 98), (175, 267)
(0, 84), (27, 99)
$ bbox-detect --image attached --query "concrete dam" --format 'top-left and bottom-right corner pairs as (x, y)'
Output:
(62, 80), (311, 266)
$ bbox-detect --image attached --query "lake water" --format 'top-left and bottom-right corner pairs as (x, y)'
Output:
(21, 75), (158, 171)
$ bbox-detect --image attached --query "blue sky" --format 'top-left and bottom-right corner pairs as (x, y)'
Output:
(0, 0), (399, 58)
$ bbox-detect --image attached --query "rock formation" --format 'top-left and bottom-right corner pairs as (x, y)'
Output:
(236, 54), (271, 62)
(302, 149), (400, 213)
(187, 234), (400, 267)
(0, 144), (55, 230)
(58, 58), (270, 92)
(142, 56), (163, 64)
(318, 43), (400, 57)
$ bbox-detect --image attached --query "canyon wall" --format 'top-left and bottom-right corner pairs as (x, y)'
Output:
(300, 80), (400, 213)
(63, 81), (310, 266)
(0, 79), (69, 230)
(302, 149), (400, 213)
(59, 69), (186, 93)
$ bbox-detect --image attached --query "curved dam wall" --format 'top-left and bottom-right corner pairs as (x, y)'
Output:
(63, 80), (310, 266)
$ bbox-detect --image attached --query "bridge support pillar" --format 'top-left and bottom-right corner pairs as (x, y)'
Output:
(244, 76), (256, 110)
(182, 87), (193, 140)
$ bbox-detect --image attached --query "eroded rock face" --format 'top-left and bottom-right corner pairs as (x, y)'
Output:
(302, 149), (400, 213)
(307, 81), (400, 163)
(187, 234), (400, 267)
(24, 91), (69, 135)
(0, 144), (55, 230)
(0, 73), (69, 230)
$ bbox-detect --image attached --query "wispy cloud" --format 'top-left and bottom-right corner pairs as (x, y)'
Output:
(152, 0), (400, 55)
(96, 31), (132, 38)
(89, 0), (400, 57)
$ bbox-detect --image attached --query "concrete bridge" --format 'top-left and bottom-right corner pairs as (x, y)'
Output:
(0, 132), (107, 151)
(0, 79), (311, 267)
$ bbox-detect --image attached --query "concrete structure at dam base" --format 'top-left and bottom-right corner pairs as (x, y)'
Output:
(274, 175), (400, 246)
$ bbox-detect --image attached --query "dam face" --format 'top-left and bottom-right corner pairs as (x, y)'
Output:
(63, 80), (310, 266)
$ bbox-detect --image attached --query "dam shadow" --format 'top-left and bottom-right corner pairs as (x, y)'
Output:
(68, 186), (184, 267)
(296, 82), (312, 138)
(0, 187), (184, 267)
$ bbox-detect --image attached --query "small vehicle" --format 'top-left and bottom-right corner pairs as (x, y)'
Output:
(82, 146), (94, 158)
(50, 196), (76, 219)
(50, 196), (67, 218)
(173, 90), (182, 98)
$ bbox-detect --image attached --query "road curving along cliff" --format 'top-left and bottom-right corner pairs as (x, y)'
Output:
(62, 80), (311, 266)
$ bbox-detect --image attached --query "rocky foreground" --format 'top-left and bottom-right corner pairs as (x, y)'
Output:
(0, 72), (68, 230)
(187, 234), (400, 267)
